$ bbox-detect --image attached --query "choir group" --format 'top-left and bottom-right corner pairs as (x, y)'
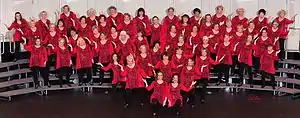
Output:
(3, 5), (297, 116)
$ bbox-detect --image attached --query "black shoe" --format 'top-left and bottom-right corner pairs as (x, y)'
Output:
(191, 104), (196, 108)
(261, 85), (265, 88)
(176, 112), (180, 116)
(124, 103), (129, 108)
(272, 86), (276, 90)
(216, 81), (221, 86)
(152, 112), (158, 117)
(89, 82), (94, 85)
(59, 85), (63, 88)
(99, 82), (103, 85)
(140, 103), (144, 108)
(47, 83), (51, 88)
(78, 83), (82, 86)
(200, 99), (205, 104)
(67, 83), (72, 87)
(34, 84), (39, 89)
(13, 59), (18, 62)
(250, 85), (253, 88)
(226, 83), (230, 86)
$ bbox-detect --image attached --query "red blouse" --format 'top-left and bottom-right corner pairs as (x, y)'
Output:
(231, 16), (248, 28)
(98, 22), (111, 34)
(133, 15), (152, 36)
(166, 83), (192, 107)
(121, 65), (147, 89)
(150, 24), (162, 46)
(73, 46), (94, 69)
(154, 61), (175, 82)
(53, 46), (72, 69)
(24, 44), (48, 67)
(24, 28), (43, 45)
(7, 19), (29, 41)
(216, 42), (233, 65)
(117, 21), (137, 37)
(60, 12), (77, 29)
(146, 81), (168, 105)
(36, 19), (50, 37)
(212, 14), (228, 26)
(149, 48), (162, 66)
(107, 13), (124, 27)
(180, 66), (200, 88)
(87, 16), (100, 27)
(195, 56), (215, 79)
(260, 50), (276, 74)
(171, 55), (186, 74)
(238, 43), (254, 66)
(102, 63), (125, 84)
(136, 54), (153, 76)
(253, 17), (269, 31)
(275, 17), (294, 39)
(76, 24), (92, 37)
(97, 40), (114, 63)
(253, 37), (273, 57)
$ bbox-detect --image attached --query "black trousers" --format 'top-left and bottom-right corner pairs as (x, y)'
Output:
(151, 99), (162, 114)
(253, 57), (260, 74)
(238, 63), (253, 84)
(279, 38), (285, 59)
(31, 66), (49, 85)
(125, 88), (146, 105)
(260, 71), (275, 87)
(57, 66), (71, 85)
(231, 55), (238, 75)
(98, 62), (111, 83)
(196, 78), (208, 101)
(47, 54), (56, 74)
(181, 88), (195, 105)
(77, 67), (92, 83)
(217, 64), (230, 83)
(14, 41), (21, 60)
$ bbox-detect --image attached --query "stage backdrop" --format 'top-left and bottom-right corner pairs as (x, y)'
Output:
(0, 0), (299, 50)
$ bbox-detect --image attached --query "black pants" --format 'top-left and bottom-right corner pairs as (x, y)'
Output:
(125, 88), (146, 105)
(279, 38), (285, 59)
(57, 66), (71, 85)
(77, 67), (92, 84)
(260, 71), (275, 87)
(217, 64), (230, 83)
(238, 63), (253, 85)
(274, 60), (279, 70)
(231, 55), (238, 75)
(253, 57), (260, 74)
(31, 66), (49, 85)
(151, 99), (162, 114)
(181, 88), (195, 105)
(196, 78), (208, 101)
(98, 62), (111, 83)
(14, 41), (21, 60)
(47, 54), (56, 74)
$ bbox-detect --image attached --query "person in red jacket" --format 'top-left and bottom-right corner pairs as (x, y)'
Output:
(150, 16), (162, 46)
(180, 58), (200, 108)
(48, 38), (72, 87)
(24, 20), (43, 45)
(171, 47), (186, 74)
(200, 14), (213, 36)
(166, 74), (195, 116)
(23, 38), (49, 88)
(134, 7), (152, 42)
(212, 5), (228, 26)
(121, 54), (148, 108)
(5, 12), (29, 61)
(186, 25), (201, 51)
(237, 35), (254, 87)
(245, 21), (259, 39)
(115, 31), (135, 63)
(136, 45), (154, 82)
(154, 52), (175, 82)
(253, 9), (269, 31)
(150, 42), (162, 68)
(101, 53), (125, 92)
(77, 16), (91, 37)
(108, 26), (119, 43)
(96, 32), (114, 85)
(231, 25), (247, 75)
(98, 15), (111, 34)
(195, 49), (218, 103)
(132, 30), (149, 55)
(36, 11), (51, 38)
(253, 28), (273, 76)
(117, 13), (137, 37)
(59, 5), (77, 30)
(216, 35), (233, 86)
(177, 14), (191, 38)
(56, 19), (67, 36)
(162, 7), (180, 34)
(190, 8), (202, 26)
(144, 71), (167, 117)
(163, 24), (179, 54)
(221, 20), (234, 36)
(232, 8), (248, 28)
(87, 8), (99, 27)
(107, 6), (124, 27)
(260, 44), (279, 89)
(72, 37), (97, 86)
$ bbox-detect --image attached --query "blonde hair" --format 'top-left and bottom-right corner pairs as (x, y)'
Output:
(236, 8), (245, 14)
(277, 9), (287, 16)
(39, 11), (48, 18)
(215, 5), (224, 12)
(87, 8), (96, 16)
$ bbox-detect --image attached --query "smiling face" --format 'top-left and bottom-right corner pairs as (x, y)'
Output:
(157, 72), (164, 80)
(110, 8), (117, 15)
(163, 55), (169, 60)
(63, 6), (69, 13)
(170, 25), (176, 33)
(246, 35), (253, 43)
(272, 21), (279, 28)
(192, 25), (198, 32)
(261, 29), (268, 37)
(187, 58), (194, 66)
(139, 45), (147, 53)
(35, 38), (41, 46)
(100, 33), (106, 40)
(167, 8), (174, 16)
(172, 75), (179, 83)
(110, 27), (117, 33)
(49, 24), (56, 32)
(15, 13), (21, 20)
(153, 17), (159, 24)
(58, 38), (65, 47)
(112, 54), (118, 61)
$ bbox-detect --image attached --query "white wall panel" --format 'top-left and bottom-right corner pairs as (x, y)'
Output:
(93, 0), (116, 16)
(117, 0), (145, 17)
(145, 0), (173, 20)
(174, 0), (201, 16)
(61, 0), (88, 17)
(264, 0), (287, 17)
(32, 0), (60, 22)
(232, 0), (259, 18)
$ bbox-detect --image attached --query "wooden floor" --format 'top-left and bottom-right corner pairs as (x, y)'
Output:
(0, 89), (300, 118)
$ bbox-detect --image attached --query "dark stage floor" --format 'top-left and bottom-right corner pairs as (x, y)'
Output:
(0, 89), (300, 118)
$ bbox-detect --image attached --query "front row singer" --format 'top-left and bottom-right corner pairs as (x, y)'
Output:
(144, 72), (196, 117)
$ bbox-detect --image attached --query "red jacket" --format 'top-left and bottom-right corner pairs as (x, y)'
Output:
(53, 46), (72, 69)
(24, 44), (48, 67)
(132, 37), (149, 54)
(97, 40), (114, 63)
(121, 64), (147, 89)
(275, 17), (294, 39)
(220, 26), (235, 36)
(216, 42), (233, 65)
(149, 48), (162, 66)
(117, 21), (137, 37)
(238, 42), (254, 66)
(231, 16), (248, 28)
(260, 50), (276, 74)
(154, 61), (175, 82)
(133, 15), (152, 36)
(180, 66), (200, 88)
(60, 12), (78, 29)
(36, 19), (51, 37)
(212, 14), (228, 26)
(150, 24), (162, 46)
(146, 81), (168, 105)
(115, 40), (136, 61)
(43, 32), (61, 55)
(171, 55), (186, 74)
(8, 19), (29, 41)
(24, 27), (43, 45)
(98, 22), (111, 34)
(195, 56), (216, 79)
(76, 24), (92, 37)
(245, 28), (259, 37)
(162, 15), (180, 33)
(102, 63), (125, 84)
(253, 17), (269, 31)
(87, 16), (100, 27)
(56, 27), (68, 36)
(73, 45), (94, 69)
(166, 83), (192, 107)
(136, 54), (153, 76)
(107, 13), (124, 27)
(190, 16), (203, 26)
(253, 37), (273, 57)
